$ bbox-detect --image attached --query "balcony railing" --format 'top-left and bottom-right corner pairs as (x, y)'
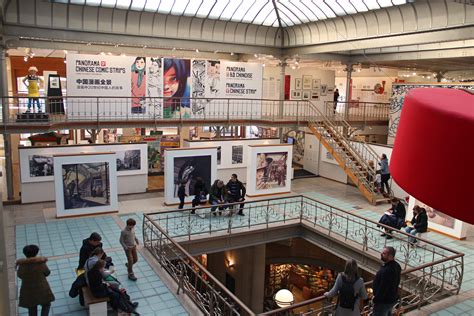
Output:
(143, 195), (463, 315)
(1, 96), (389, 126)
(327, 100), (390, 123)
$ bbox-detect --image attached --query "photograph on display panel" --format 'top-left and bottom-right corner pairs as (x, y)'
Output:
(414, 200), (455, 229)
(232, 145), (243, 164)
(29, 155), (54, 177)
(192, 59), (206, 115)
(116, 150), (141, 171)
(163, 58), (191, 119)
(256, 152), (288, 190)
(206, 60), (221, 96)
(174, 155), (212, 197)
(62, 162), (111, 210)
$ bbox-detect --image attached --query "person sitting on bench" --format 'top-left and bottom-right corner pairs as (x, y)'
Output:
(209, 180), (228, 216)
(378, 198), (406, 239)
(191, 177), (208, 214)
(78, 232), (112, 270)
(405, 206), (428, 244)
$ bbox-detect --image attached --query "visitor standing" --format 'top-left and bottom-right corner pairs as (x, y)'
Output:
(324, 259), (368, 316)
(177, 180), (186, 209)
(378, 154), (390, 196)
(333, 89), (340, 113)
(17, 245), (55, 316)
(373, 247), (401, 316)
(226, 174), (246, 216)
(120, 218), (139, 281)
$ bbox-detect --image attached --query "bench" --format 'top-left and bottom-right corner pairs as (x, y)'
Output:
(81, 286), (110, 316)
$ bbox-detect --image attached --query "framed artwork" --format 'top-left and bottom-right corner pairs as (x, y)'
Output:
(164, 147), (217, 204)
(303, 75), (312, 89)
(291, 90), (302, 100)
(232, 145), (243, 164)
(295, 78), (302, 90)
(311, 91), (320, 100)
(246, 144), (293, 196)
(54, 152), (118, 217)
(320, 84), (328, 96)
(312, 79), (321, 90)
(302, 90), (311, 100)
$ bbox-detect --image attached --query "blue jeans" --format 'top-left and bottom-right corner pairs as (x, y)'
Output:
(373, 302), (396, 316)
(210, 200), (227, 213)
(27, 97), (41, 111)
(405, 226), (418, 243)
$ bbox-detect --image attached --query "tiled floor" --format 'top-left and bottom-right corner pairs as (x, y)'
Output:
(15, 217), (188, 316)
(7, 177), (474, 315)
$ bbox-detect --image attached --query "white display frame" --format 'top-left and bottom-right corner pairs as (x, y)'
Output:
(19, 143), (147, 183)
(407, 196), (468, 239)
(164, 147), (218, 205)
(246, 144), (293, 196)
(54, 152), (118, 218)
(183, 138), (280, 170)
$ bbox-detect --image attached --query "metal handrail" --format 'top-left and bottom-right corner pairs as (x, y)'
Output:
(307, 102), (379, 194)
(143, 194), (463, 316)
(143, 213), (255, 316)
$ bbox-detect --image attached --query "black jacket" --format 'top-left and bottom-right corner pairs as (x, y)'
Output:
(78, 239), (106, 270)
(392, 202), (406, 220)
(411, 211), (428, 233)
(69, 273), (87, 298)
(194, 181), (208, 196)
(226, 180), (246, 200)
(87, 269), (108, 298)
(373, 260), (401, 304)
(209, 183), (227, 202)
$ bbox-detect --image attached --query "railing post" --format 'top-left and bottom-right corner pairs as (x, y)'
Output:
(227, 99), (230, 123)
(96, 97), (100, 124)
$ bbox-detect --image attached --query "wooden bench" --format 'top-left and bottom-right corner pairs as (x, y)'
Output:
(81, 286), (110, 316)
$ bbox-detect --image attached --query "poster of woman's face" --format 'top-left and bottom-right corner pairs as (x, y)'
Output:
(131, 57), (147, 114)
(163, 58), (190, 118)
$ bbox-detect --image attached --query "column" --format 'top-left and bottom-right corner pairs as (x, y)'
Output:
(249, 244), (266, 313)
(344, 63), (354, 121)
(279, 60), (286, 142)
(0, 46), (14, 200)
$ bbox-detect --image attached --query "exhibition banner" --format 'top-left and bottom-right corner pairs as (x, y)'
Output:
(67, 54), (263, 119)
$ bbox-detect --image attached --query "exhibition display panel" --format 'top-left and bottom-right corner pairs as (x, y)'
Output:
(407, 196), (467, 239)
(54, 152), (118, 218)
(246, 144), (293, 197)
(19, 143), (148, 203)
(164, 147), (218, 205)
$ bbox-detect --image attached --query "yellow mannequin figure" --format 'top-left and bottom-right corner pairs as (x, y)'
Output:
(22, 66), (43, 112)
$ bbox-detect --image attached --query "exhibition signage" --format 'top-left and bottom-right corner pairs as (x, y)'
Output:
(66, 54), (263, 119)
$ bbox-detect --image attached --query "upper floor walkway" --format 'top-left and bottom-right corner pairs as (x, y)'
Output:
(1, 97), (389, 133)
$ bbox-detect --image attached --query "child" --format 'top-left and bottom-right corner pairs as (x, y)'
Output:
(178, 179), (187, 209)
(119, 218), (139, 281)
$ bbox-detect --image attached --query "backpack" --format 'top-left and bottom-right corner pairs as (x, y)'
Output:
(110, 288), (137, 314)
(338, 275), (358, 310)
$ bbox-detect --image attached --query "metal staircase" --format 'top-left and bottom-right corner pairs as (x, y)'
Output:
(308, 101), (391, 204)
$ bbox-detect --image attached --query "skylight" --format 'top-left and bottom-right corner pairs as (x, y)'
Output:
(54, 0), (408, 27)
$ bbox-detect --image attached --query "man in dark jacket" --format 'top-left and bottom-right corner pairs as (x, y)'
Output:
(379, 198), (406, 239)
(209, 180), (228, 216)
(373, 246), (401, 316)
(77, 232), (108, 270)
(191, 177), (208, 214)
(226, 174), (246, 216)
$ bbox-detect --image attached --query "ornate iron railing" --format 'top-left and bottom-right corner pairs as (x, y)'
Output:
(142, 195), (463, 315)
(1, 96), (389, 125)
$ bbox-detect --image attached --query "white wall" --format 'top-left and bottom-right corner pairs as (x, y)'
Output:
(303, 133), (319, 175)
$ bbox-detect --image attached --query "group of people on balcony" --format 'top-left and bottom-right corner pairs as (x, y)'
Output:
(378, 198), (428, 244)
(178, 173), (247, 216)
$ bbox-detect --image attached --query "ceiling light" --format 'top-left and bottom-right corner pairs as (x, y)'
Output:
(230, 52), (234, 56)
(195, 49), (199, 53)
(254, 54), (258, 58)
(172, 47), (176, 51)
(63, 50), (68, 54)
(412, 72), (417, 76)
(262, 63), (266, 67)
(23, 56), (28, 62)
(100, 52), (105, 55)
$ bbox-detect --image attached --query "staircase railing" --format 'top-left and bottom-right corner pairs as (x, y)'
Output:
(307, 101), (381, 198)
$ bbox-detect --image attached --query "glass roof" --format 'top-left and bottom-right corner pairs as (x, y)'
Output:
(57, 0), (408, 27)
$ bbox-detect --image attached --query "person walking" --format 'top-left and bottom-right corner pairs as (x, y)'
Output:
(120, 218), (140, 281)
(324, 259), (368, 315)
(16, 245), (55, 316)
(373, 247), (401, 316)
(405, 206), (428, 244)
(378, 154), (390, 196)
(226, 174), (246, 216)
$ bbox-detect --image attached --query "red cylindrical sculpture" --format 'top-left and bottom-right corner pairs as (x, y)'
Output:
(391, 88), (474, 224)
